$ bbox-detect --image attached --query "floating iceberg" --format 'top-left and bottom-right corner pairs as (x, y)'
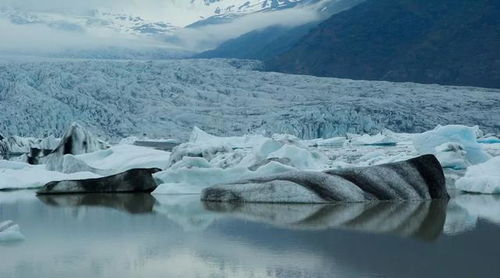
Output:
(350, 133), (398, 146)
(0, 160), (98, 190)
(455, 156), (500, 194)
(201, 155), (448, 204)
(412, 125), (491, 166)
(434, 143), (469, 170)
(45, 123), (109, 172)
(155, 128), (327, 194)
(0, 220), (25, 242)
(0, 124), (169, 190)
(37, 168), (161, 195)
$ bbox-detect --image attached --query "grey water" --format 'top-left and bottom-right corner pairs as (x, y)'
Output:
(1, 192), (500, 278)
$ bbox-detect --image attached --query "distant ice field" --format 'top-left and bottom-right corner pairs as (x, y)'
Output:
(0, 58), (498, 140)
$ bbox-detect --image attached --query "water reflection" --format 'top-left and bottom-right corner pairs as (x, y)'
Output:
(0, 192), (499, 278)
(37, 193), (157, 214)
(204, 201), (447, 241)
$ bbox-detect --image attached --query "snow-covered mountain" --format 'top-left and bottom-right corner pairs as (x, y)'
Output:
(0, 0), (324, 58)
(0, 7), (179, 37)
(0, 58), (498, 140)
(184, 0), (314, 26)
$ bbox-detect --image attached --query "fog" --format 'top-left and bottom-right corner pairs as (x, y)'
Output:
(0, 0), (325, 56)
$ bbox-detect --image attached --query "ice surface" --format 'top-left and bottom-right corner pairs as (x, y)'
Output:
(455, 156), (500, 194)
(413, 125), (491, 166)
(0, 160), (98, 190)
(0, 59), (498, 140)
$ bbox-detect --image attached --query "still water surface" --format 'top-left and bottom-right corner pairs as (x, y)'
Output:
(1, 192), (499, 278)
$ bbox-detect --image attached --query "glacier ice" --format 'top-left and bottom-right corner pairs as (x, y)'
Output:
(0, 59), (498, 140)
(412, 125), (491, 166)
(455, 156), (500, 194)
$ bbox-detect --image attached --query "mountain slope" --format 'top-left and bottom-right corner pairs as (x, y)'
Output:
(195, 23), (318, 60)
(267, 0), (500, 88)
(194, 0), (364, 59)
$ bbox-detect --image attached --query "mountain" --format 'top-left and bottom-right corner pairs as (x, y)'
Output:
(266, 0), (500, 88)
(0, 8), (179, 37)
(185, 0), (314, 27)
(0, 1), (318, 59)
(195, 0), (364, 59)
(195, 23), (318, 60)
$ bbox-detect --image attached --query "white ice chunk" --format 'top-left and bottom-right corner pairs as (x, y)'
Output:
(455, 156), (500, 194)
(350, 133), (397, 146)
(435, 142), (469, 170)
(0, 221), (25, 242)
(413, 125), (491, 165)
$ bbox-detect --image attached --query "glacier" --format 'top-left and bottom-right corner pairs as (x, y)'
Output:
(0, 58), (498, 141)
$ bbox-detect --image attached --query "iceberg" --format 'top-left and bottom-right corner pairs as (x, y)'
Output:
(434, 143), (469, 170)
(37, 168), (161, 195)
(455, 156), (500, 194)
(350, 133), (398, 146)
(0, 220), (25, 242)
(201, 155), (449, 204)
(413, 125), (491, 166)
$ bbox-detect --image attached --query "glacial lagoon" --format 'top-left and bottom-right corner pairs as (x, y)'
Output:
(1, 192), (500, 278)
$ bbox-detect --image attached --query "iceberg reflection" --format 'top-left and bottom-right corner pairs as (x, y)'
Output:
(204, 200), (448, 240)
(38, 193), (157, 214)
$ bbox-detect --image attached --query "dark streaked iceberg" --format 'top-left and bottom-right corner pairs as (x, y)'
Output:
(37, 168), (160, 195)
(201, 155), (448, 203)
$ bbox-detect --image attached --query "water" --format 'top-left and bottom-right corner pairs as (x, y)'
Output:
(1, 192), (500, 278)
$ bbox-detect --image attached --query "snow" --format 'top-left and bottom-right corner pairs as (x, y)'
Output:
(413, 125), (491, 166)
(77, 145), (170, 173)
(0, 160), (98, 190)
(0, 59), (498, 141)
(455, 156), (500, 194)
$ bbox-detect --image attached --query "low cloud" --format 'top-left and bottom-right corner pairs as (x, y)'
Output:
(169, 7), (322, 51)
(0, 0), (325, 56)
